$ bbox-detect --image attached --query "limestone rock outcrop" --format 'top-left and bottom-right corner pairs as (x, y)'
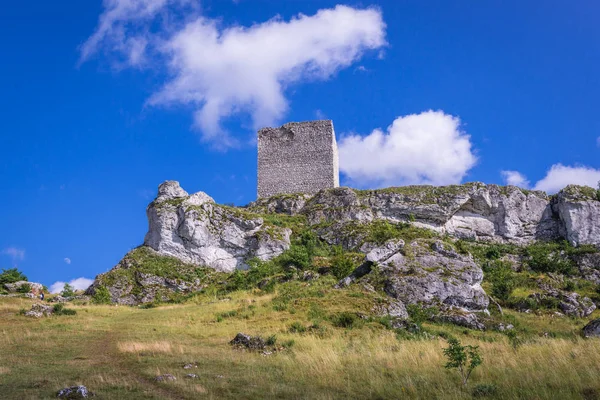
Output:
(299, 184), (600, 247)
(4, 281), (43, 293)
(582, 319), (600, 338)
(340, 239), (489, 329)
(144, 181), (291, 272)
(554, 185), (600, 246)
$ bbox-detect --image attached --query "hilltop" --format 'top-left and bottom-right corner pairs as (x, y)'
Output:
(2, 181), (600, 399)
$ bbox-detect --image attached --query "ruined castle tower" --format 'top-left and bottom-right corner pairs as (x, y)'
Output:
(257, 120), (340, 198)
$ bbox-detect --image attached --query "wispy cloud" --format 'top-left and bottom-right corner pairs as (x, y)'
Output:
(50, 277), (94, 294)
(81, 2), (387, 149)
(2, 247), (25, 261)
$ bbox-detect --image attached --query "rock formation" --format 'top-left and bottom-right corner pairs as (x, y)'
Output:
(250, 183), (600, 247)
(144, 181), (291, 272)
(88, 181), (599, 327)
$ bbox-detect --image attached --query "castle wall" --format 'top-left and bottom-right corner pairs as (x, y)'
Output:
(257, 120), (339, 198)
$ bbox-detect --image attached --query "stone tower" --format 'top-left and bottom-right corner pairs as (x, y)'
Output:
(257, 120), (340, 198)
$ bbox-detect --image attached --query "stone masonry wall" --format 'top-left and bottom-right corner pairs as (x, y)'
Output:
(258, 120), (340, 198)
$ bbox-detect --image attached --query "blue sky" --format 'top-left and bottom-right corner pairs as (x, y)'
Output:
(1, 0), (599, 290)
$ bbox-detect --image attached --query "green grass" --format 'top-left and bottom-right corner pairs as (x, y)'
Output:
(1, 282), (600, 399)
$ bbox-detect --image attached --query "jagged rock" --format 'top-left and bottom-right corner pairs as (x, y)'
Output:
(154, 374), (176, 382)
(299, 184), (600, 247)
(229, 333), (266, 350)
(522, 288), (596, 317)
(246, 193), (312, 215)
(344, 239), (488, 328)
(144, 181), (291, 272)
(574, 253), (600, 285)
(85, 247), (207, 305)
(185, 374), (199, 379)
(57, 385), (91, 398)
(183, 363), (197, 369)
(559, 292), (596, 318)
(574, 251), (600, 285)
(497, 323), (514, 331)
(555, 186), (600, 246)
(373, 298), (409, 320)
(24, 303), (53, 318)
(49, 296), (71, 303)
(304, 185), (562, 245)
(380, 241), (489, 312)
(4, 281), (43, 293)
(438, 312), (485, 330)
(582, 319), (600, 338)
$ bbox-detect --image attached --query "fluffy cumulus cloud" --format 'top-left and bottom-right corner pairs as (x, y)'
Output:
(338, 110), (477, 188)
(2, 247), (25, 261)
(81, 1), (387, 148)
(501, 170), (530, 188)
(533, 164), (600, 193)
(50, 277), (94, 294)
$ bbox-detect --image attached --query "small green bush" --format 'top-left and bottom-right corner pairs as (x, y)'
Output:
(289, 322), (307, 333)
(330, 312), (360, 329)
(92, 286), (112, 304)
(472, 383), (498, 397)
(61, 283), (76, 298)
(483, 261), (517, 302)
(406, 304), (439, 327)
(265, 335), (277, 346)
(52, 304), (77, 316)
(0, 268), (27, 285)
(16, 283), (32, 294)
(443, 337), (483, 387)
(524, 241), (577, 275)
(330, 253), (357, 279)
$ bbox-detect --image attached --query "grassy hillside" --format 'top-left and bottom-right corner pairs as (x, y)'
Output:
(1, 279), (599, 400)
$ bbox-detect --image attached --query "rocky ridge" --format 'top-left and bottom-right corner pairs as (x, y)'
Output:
(251, 183), (600, 247)
(88, 181), (600, 328)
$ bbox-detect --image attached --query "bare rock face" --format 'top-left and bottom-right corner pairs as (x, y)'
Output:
(246, 193), (312, 215)
(4, 281), (43, 293)
(24, 303), (53, 318)
(555, 185), (600, 246)
(144, 181), (291, 272)
(300, 184), (600, 247)
(303, 184), (562, 246)
(342, 239), (489, 329)
(583, 319), (600, 338)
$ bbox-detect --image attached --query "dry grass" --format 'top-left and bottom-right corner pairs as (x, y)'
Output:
(117, 341), (174, 354)
(0, 289), (599, 399)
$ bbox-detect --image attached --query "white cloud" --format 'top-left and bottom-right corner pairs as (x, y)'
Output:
(82, 3), (386, 148)
(533, 164), (600, 193)
(64, 258), (72, 265)
(79, 0), (194, 66)
(50, 277), (94, 294)
(338, 110), (477, 188)
(501, 170), (530, 188)
(2, 247), (25, 261)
